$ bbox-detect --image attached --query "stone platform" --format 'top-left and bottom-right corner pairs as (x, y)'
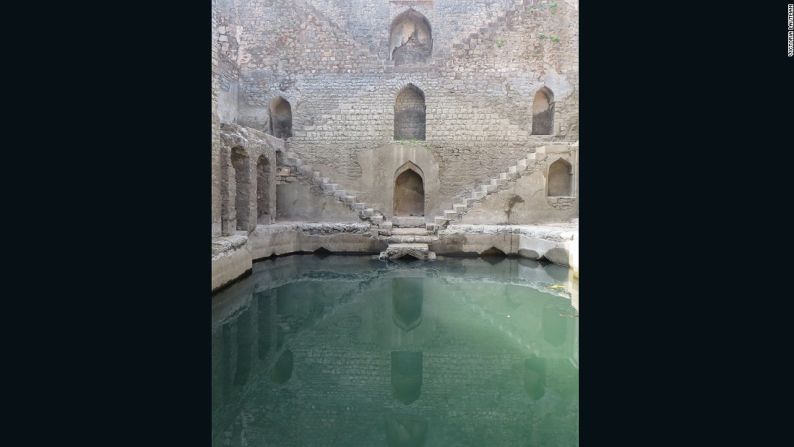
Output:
(379, 243), (437, 261)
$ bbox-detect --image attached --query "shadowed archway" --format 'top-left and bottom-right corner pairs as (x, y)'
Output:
(394, 166), (425, 217)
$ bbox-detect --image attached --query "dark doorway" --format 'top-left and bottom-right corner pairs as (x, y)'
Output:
(394, 169), (424, 216)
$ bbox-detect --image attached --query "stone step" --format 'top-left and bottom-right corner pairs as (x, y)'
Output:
(392, 216), (426, 227)
(379, 243), (436, 261)
(434, 216), (449, 226)
(391, 227), (429, 235)
(517, 159), (528, 171)
(453, 203), (467, 213)
(321, 183), (337, 192)
(386, 235), (435, 244)
(353, 203), (366, 210)
(443, 209), (459, 219)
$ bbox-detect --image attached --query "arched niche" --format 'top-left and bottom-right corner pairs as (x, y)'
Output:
(231, 147), (250, 230)
(389, 9), (432, 65)
(547, 158), (573, 197)
(532, 87), (554, 135)
(394, 84), (426, 140)
(394, 162), (425, 217)
(256, 155), (271, 225)
(270, 97), (292, 139)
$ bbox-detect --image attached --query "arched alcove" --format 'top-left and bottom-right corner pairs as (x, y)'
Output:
(394, 165), (425, 216)
(547, 158), (573, 197)
(532, 87), (554, 135)
(394, 84), (426, 140)
(270, 97), (292, 139)
(256, 155), (271, 225)
(220, 146), (231, 234)
(390, 9), (432, 65)
(231, 147), (250, 230)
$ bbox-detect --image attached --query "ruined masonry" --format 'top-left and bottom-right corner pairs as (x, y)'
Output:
(212, 0), (579, 290)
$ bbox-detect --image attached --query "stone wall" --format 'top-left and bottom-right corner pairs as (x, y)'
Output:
(212, 0), (579, 225)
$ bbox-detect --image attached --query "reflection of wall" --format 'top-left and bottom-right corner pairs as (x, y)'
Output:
(212, 261), (578, 446)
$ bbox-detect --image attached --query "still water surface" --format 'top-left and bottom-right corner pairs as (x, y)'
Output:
(212, 255), (578, 446)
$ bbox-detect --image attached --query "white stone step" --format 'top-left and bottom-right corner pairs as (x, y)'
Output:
(453, 203), (467, 213)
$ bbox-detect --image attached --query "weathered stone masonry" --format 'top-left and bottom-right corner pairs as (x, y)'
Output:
(212, 0), (579, 287)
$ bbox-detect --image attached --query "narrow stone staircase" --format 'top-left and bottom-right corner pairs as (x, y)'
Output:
(281, 150), (385, 225)
(430, 146), (552, 232)
(449, 0), (536, 59)
(377, 223), (437, 261)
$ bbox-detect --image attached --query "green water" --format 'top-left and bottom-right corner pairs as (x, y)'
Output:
(212, 255), (579, 446)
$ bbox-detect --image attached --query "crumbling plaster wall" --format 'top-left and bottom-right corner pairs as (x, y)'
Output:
(214, 0), (578, 225)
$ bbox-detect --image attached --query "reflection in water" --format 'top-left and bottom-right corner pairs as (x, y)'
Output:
(233, 309), (253, 387)
(385, 413), (428, 447)
(391, 351), (423, 404)
(523, 355), (547, 400)
(392, 278), (423, 331)
(212, 255), (578, 447)
(256, 291), (273, 360)
(542, 302), (568, 347)
(220, 322), (234, 404)
(272, 348), (294, 384)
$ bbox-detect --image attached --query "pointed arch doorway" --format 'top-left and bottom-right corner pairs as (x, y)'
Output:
(393, 163), (425, 217)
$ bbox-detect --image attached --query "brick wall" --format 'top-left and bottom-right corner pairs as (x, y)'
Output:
(213, 0), (578, 222)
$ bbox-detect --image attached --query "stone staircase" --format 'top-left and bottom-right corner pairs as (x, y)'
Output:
(293, 0), (383, 62)
(429, 144), (568, 232)
(449, 0), (536, 60)
(377, 224), (437, 261)
(280, 150), (385, 225)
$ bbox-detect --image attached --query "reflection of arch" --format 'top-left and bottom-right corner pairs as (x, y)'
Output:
(272, 348), (294, 384)
(394, 165), (425, 216)
(269, 97), (292, 139)
(532, 87), (554, 135)
(547, 158), (573, 197)
(523, 355), (547, 400)
(391, 351), (423, 404)
(385, 414), (428, 447)
(394, 84), (426, 140)
(231, 147), (250, 230)
(233, 308), (253, 387)
(256, 155), (271, 225)
(542, 301), (568, 347)
(256, 290), (274, 361)
(390, 9), (432, 65)
(392, 278), (424, 331)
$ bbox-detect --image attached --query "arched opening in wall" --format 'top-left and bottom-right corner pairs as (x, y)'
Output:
(390, 9), (432, 65)
(394, 84), (426, 140)
(256, 155), (271, 225)
(220, 146), (231, 234)
(394, 167), (425, 217)
(270, 97), (292, 139)
(231, 147), (250, 230)
(532, 87), (554, 135)
(547, 159), (573, 197)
